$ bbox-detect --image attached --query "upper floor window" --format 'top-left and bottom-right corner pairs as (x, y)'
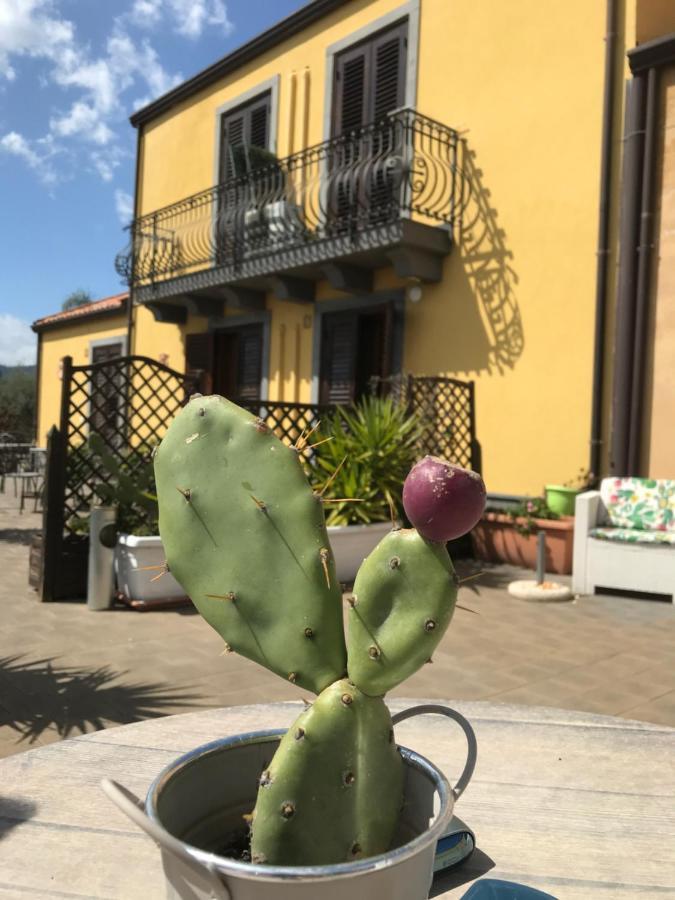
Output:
(331, 20), (408, 136)
(218, 91), (272, 183)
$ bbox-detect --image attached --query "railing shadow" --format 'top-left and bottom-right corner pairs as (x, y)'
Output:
(0, 655), (204, 747)
(458, 145), (525, 374)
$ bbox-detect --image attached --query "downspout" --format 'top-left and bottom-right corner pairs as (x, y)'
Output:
(610, 73), (646, 474)
(627, 65), (657, 473)
(589, 0), (617, 485)
(126, 126), (142, 356)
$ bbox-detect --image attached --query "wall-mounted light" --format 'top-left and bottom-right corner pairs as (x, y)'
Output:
(406, 279), (423, 303)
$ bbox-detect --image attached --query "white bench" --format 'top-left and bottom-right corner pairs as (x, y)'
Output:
(572, 478), (675, 601)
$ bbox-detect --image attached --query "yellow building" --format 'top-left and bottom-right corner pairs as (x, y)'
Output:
(34, 0), (675, 496)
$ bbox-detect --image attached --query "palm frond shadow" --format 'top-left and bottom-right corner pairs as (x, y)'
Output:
(455, 560), (517, 594)
(0, 797), (38, 840)
(0, 654), (204, 746)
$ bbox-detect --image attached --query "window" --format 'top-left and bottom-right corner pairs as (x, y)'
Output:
(218, 92), (272, 183)
(331, 21), (408, 228)
(185, 326), (264, 401)
(90, 341), (124, 445)
(331, 20), (408, 136)
(319, 304), (394, 405)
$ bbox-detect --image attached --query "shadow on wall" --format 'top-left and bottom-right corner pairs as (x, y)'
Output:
(0, 655), (204, 747)
(450, 144), (525, 375)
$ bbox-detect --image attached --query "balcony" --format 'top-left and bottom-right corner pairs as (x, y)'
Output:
(115, 109), (467, 319)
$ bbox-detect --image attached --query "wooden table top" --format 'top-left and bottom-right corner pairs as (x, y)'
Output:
(1, 700), (673, 899)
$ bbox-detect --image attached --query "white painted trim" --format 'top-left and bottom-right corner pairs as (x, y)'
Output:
(322, 0), (420, 142)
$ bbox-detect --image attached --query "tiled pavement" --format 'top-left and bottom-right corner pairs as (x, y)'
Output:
(1, 485), (674, 760)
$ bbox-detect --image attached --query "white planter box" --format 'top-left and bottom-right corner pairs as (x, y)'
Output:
(327, 520), (393, 583)
(115, 534), (186, 603)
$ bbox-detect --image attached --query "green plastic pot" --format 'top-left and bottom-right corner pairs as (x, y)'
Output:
(544, 485), (578, 517)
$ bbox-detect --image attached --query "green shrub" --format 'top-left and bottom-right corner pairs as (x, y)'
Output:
(307, 396), (422, 526)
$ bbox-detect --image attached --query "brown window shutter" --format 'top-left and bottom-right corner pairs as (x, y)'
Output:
(236, 325), (263, 401)
(372, 22), (407, 122)
(219, 92), (271, 182)
(320, 312), (358, 405)
(185, 333), (214, 395)
(332, 19), (407, 136)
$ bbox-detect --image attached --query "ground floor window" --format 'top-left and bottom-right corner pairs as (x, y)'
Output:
(319, 302), (394, 405)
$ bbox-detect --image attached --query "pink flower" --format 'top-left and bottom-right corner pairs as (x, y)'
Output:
(614, 479), (621, 487)
(526, 501), (534, 512)
(610, 494), (618, 503)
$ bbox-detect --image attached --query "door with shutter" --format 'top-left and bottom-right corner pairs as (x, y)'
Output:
(213, 324), (264, 401)
(216, 92), (272, 262)
(330, 21), (408, 230)
(185, 333), (215, 395)
(319, 305), (394, 405)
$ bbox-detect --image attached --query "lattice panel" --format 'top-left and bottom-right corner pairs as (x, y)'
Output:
(62, 356), (191, 539)
(240, 401), (333, 449)
(371, 373), (476, 471)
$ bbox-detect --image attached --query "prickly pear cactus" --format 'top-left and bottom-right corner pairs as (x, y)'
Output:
(154, 394), (478, 868)
(346, 529), (458, 697)
(250, 679), (403, 865)
(154, 395), (347, 695)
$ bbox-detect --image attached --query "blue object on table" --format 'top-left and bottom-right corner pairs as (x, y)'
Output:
(433, 815), (475, 873)
(461, 879), (558, 899)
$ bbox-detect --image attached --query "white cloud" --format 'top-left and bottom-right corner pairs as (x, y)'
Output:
(0, 0), (74, 79)
(1, 0), (234, 197)
(129, 0), (162, 29)
(115, 189), (134, 223)
(0, 130), (59, 184)
(129, 0), (233, 39)
(50, 101), (114, 145)
(0, 315), (37, 366)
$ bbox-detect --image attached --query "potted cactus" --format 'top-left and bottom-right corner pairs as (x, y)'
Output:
(103, 397), (485, 899)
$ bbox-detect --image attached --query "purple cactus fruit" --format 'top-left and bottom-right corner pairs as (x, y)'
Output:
(402, 456), (486, 542)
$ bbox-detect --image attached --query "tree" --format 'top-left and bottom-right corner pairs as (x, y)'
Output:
(62, 289), (93, 312)
(0, 369), (36, 442)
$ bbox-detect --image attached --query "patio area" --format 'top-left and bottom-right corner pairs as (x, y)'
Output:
(1, 482), (674, 761)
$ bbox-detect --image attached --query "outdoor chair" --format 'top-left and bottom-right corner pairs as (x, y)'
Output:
(572, 477), (675, 601)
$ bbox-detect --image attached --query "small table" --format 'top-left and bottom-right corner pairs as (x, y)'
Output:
(0, 701), (673, 898)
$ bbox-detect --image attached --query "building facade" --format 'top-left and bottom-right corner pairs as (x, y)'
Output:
(34, 0), (675, 496)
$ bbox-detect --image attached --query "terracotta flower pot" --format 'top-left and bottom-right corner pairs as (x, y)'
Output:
(471, 513), (574, 575)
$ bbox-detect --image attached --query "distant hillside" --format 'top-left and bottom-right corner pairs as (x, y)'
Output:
(0, 364), (36, 378)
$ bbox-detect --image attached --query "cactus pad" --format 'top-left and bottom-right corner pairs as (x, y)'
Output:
(154, 395), (347, 695)
(250, 679), (403, 865)
(346, 528), (458, 696)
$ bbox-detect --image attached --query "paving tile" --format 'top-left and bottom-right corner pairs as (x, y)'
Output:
(1, 484), (674, 759)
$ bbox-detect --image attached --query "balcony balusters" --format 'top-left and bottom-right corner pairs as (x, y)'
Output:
(115, 109), (465, 288)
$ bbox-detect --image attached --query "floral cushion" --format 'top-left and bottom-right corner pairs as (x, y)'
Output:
(590, 526), (675, 545)
(600, 477), (675, 532)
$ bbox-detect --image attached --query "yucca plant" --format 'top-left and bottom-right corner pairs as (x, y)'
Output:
(307, 396), (422, 526)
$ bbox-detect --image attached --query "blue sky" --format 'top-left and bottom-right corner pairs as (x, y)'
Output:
(0, 0), (305, 365)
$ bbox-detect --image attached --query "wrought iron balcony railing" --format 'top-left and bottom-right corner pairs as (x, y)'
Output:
(116, 109), (465, 289)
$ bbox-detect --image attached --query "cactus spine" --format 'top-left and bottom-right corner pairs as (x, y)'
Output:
(154, 395), (462, 866)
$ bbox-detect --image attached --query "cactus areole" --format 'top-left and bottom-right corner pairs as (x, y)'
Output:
(153, 397), (477, 867)
(402, 456), (486, 543)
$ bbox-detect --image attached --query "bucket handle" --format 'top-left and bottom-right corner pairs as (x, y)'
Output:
(391, 704), (477, 798)
(101, 778), (233, 900)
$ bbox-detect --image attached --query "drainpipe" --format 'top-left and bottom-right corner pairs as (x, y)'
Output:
(610, 73), (646, 475)
(589, 0), (617, 485)
(126, 126), (143, 356)
(627, 66), (657, 474)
